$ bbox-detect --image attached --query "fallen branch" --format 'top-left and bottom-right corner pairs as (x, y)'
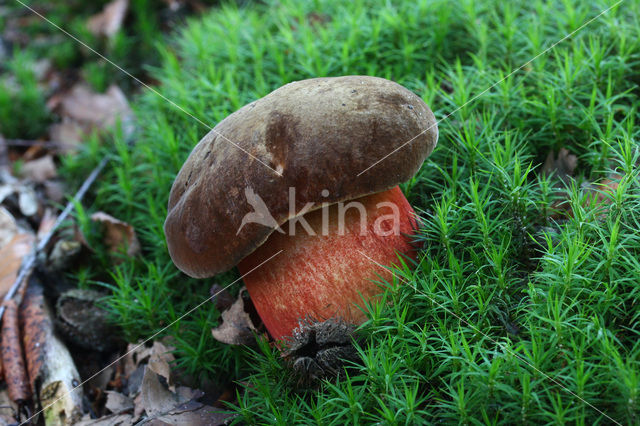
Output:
(0, 138), (78, 150)
(0, 156), (109, 322)
(1, 299), (31, 405)
(21, 282), (82, 424)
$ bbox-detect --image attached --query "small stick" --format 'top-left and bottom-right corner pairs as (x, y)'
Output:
(0, 139), (77, 150)
(1, 299), (31, 404)
(0, 156), (109, 320)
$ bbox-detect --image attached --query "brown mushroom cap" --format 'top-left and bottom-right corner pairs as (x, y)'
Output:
(164, 76), (438, 278)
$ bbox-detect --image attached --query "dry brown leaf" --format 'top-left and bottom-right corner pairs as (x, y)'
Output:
(0, 232), (35, 297)
(18, 185), (39, 217)
(55, 84), (132, 130)
(151, 399), (234, 425)
(37, 207), (57, 239)
(211, 288), (260, 346)
(139, 367), (232, 425)
(0, 388), (18, 424)
(147, 341), (175, 389)
(1, 299), (32, 404)
(105, 391), (135, 415)
(49, 118), (85, 154)
(20, 154), (57, 183)
(140, 366), (184, 417)
(542, 148), (578, 185)
(87, 0), (129, 38)
(584, 174), (623, 209)
(0, 207), (19, 249)
(91, 211), (141, 258)
(76, 413), (134, 426)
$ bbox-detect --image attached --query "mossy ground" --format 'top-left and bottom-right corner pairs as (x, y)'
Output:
(59, 0), (640, 423)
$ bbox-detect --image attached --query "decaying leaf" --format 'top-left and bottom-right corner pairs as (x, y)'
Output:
(91, 211), (141, 258)
(146, 341), (175, 389)
(37, 208), (58, 240)
(105, 391), (134, 415)
(140, 366), (183, 418)
(0, 206), (19, 249)
(210, 283), (234, 312)
(48, 119), (85, 154)
(542, 148), (578, 185)
(19, 154), (57, 183)
(2, 299), (31, 404)
(0, 181), (40, 217)
(20, 282), (83, 425)
(0, 388), (18, 424)
(0, 232), (35, 297)
(76, 413), (133, 425)
(18, 185), (39, 217)
(211, 287), (261, 346)
(139, 367), (233, 425)
(55, 84), (132, 131)
(87, 0), (130, 38)
(583, 173), (623, 209)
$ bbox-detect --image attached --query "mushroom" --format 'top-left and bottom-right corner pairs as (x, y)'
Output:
(165, 76), (438, 341)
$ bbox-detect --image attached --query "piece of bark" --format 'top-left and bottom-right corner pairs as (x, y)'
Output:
(1, 299), (31, 404)
(20, 283), (82, 425)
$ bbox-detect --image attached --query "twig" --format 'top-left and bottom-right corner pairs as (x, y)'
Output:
(0, 156), (109, 320)
(0, 139), (77, 150)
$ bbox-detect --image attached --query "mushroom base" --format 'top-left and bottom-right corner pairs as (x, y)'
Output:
(237, 186), (418, 340)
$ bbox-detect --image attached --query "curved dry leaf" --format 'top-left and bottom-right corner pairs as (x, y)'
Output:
(57, 84), (131, 130)
(91, 211), (141, 258)
(0, 207), (18, 250)
(105, 391), (135, 415)
(542, 148), (578, 185)
(211, 288), (260, 346)
(87, 0), (129, 38)
(0, 232), (35, 297)
(20, 155), (57, 183)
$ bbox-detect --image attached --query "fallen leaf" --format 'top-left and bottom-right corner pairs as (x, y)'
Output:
(140, 366), (185, 417)
(542, 148), (578, 185)
(139, 367), (233, 425)
(584, 173), (622, 208)
(91, 211), (141, 258)
(37, 207), (57, 239)
(76, 413), (133, 426)
(105, 391), (135, 415)
(87, 0), (129, 38)
(151, 399), (234, 425)
(211, 288), (260, 346)
(43, 179), (66, 204)
(49, 118), (85, 154)
(0, 232), (35, 297)
(0, 207), (19, 249)
(20, 154), (57, 183)
(210, 284), (234, 312)
(147, 341), (175, 389)
(54, 84), (132, 131)
(18, 185), (39, 216)
(0, 388), (18, 424)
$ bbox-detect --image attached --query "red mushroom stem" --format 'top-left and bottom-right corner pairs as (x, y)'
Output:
(237, 186), (418, 340)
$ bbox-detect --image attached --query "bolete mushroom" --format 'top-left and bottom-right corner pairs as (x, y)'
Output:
(165, 76), (437, 341)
